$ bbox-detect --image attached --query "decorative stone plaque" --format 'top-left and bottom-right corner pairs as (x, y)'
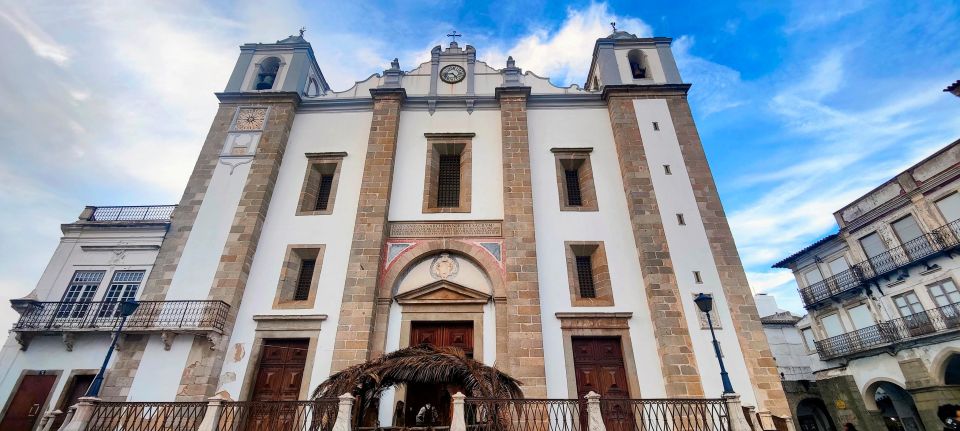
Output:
(388, 221), (502, 238)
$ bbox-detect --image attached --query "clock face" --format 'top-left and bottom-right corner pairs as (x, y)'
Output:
(439, 64), (466, 84)
(235, 108), (267, 131)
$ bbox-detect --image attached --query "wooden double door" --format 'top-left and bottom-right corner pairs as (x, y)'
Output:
(404, 321), (474, 426)
(246, 339), (310, 431)
(573, 337), (632, 431)
(0, 373), (57, 431)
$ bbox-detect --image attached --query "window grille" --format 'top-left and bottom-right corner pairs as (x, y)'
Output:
(57, 271), (104, 318)
(576, 255), (596, 298)
(99, 271), (144, 318)
(437, 154), (461, 207)
(565, 169), (583, 206)
(315, 174), (334, 211)
(293, 259), (316, 301)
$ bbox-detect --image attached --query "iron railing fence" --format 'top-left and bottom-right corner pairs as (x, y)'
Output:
(89, 205), (176, 221)
(216, 400), (340, 431)
(465, 399), (585, 431)
(799, 219), (960, 307)
(13, 300), (229, 333)
(600, 398), (729, 431)
(816, 302), (960, 359)
(84, 401), (208, 431)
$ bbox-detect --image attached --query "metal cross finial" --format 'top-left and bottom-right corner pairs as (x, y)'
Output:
(299, 27), (306, 37)
(447, 30), (462, 44)
(610, 22), (617, 32)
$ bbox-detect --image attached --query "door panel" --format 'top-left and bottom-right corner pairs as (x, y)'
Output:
(0, 373), (57, 431)
(406, 322), (473, 426)
(52, 374), (93, 429)
(250, 339), (309, 402)
(573, 337), (631, 431)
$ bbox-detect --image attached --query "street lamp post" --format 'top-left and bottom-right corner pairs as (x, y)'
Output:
(85, 300), (140, 397)
(694, 293), (734, 394)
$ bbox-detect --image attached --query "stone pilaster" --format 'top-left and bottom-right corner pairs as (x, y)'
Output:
(496, 87), (547, 396)
(603, 87), (704, 397)
(99, 101), (262, 401)
(666, 94), (788, 415)
(175, 93), (300, 400)
(329, 88), (405, 372)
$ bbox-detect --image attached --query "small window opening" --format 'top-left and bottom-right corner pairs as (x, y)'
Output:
(315, 174), (334, 211)
(663, 165), (672, 175)
(652, 122), (660, 131)
(293, 259), (316, 301)
(677, 214), (686, 225)
(437, 154), (461, 207)
(565, 169), (583, 206)
(255, 57), (281, 90)
(576, 255), (596, 298)
(693, 271), (703, 284)
(628, 49), (647, 79)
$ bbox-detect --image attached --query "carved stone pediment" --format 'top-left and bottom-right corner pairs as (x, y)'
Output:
(395, 281), (491, 305)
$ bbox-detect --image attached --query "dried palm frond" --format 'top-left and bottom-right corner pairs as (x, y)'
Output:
(312, 344), (523, 402)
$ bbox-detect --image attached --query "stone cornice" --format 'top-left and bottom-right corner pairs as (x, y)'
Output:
(369, 87), (407, 101)
(494, 86), (532, 100)
(601, 83), (692, 100)
(215, 91), (302, 105)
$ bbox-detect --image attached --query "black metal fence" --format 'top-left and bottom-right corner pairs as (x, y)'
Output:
(89, 205), (176, 221)
(216, 400), (340, 431)
(465, 399), (584, 431)
(84, 402), (208, 431)
(13, 300), (230, 333)
(600, 398), (728, 431)
(816, 302), (960, 359)
(799, 219), (960, 307)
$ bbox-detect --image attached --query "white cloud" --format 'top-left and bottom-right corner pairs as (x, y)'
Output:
(481, 3), (652, 87)
(0, 6), (71, 66)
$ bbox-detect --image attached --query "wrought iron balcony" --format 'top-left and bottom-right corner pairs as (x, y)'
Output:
(814, 302), (960, 360)
(87, 205), (176, 221)
(11, 300), (229, 341)
(799, 219), (960, 308)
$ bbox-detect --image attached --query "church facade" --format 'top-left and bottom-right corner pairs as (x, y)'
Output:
(1, 29), (789, 427)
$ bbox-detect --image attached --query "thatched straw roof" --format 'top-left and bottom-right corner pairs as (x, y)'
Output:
(312, 344), (523, 401)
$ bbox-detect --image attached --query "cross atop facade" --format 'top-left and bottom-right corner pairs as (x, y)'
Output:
(610, 22), (617, 32)
(299, 26), (306, 37)
(447, 30), (462, 44)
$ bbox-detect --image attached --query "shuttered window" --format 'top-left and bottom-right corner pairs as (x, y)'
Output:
(437, 154), (461, 207)
(576, 255), (596, 298)
(315, 174), (334, 211)
(564, 169), (582, 206)
(293, 259), (316, 301)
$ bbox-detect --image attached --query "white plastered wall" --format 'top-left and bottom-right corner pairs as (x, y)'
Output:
(633, 99), (756, 404)
(526, 107), (667, 398)
(388, 109), (504, 221)
(215, 111), (372, 399)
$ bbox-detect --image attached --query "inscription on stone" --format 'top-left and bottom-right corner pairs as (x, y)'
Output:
(388, 221), (502, 238)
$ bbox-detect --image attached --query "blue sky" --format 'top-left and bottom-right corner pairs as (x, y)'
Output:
(0, 0), (958, 331)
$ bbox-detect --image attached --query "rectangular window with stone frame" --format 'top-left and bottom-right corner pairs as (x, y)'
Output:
(552, 148), (598, 211)
(273, 245), (325, 309)
(423, 133), (473, 213)
(297, 153), (345, 216)
(565, 241), (613, 306)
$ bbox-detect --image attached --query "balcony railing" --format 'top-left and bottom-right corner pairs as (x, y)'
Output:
(12, 300), (229, 333)
(814, 302), (960, 359)
(88, 205), (176, 221)
(799, 219), (960, 308)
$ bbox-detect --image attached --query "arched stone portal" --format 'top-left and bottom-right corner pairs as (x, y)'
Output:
(795, 398), (836, 431)
(867, 381), (925, 431)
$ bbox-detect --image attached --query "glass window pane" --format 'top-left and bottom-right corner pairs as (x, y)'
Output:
(828, 257), (848, 276)
(847, 304), (874, 330)
(892, 215), (924, 243)
(801, 328), (816, 351)
(821, 314), (845, 338)
(937, 193), (960, 222)
(804, 268), (823, 285)
(859, 232), (887, 258)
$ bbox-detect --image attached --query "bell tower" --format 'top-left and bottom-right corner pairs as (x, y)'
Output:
(584, 25), (682, 90)
(223, 30), (330, 97)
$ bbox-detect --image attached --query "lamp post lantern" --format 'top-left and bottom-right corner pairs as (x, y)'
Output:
(694, 293), (734, 394)
(85, 300), (140, 397)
